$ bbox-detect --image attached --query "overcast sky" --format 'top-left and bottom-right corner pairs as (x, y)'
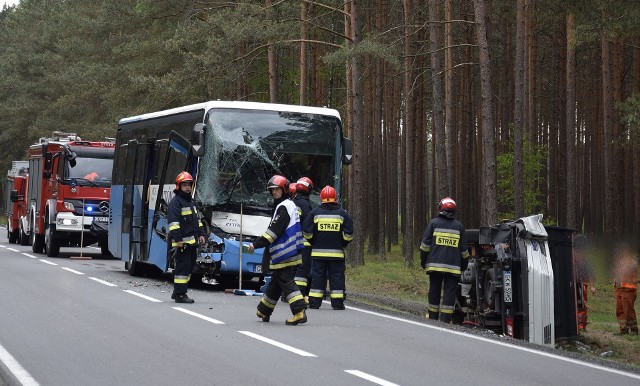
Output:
(1, 0), (19, 9)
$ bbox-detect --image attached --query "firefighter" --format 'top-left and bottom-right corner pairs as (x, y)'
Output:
(293, 177), (314, 298)
(168, 172), (206, 303)
(248, 175), (308, 325)
(289, 182), (298, 199)
(419, 197), (469, 323)
(613, 244), (638, 335)
(574, 234), (596, 331)
(303, 186), (354, 310)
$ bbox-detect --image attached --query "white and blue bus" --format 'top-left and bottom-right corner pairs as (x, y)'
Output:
(109, 101), (352, 285)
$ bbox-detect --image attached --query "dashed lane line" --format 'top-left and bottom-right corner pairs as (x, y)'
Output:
(0, 342), (40, 386)
(173, 307), (225, 325)
(123, 290), (163, 303)
(238, 331), (317, 357)
(7, 248), (19, 252)
(21, 253), (37, 259)
(38, 259), (57, 266)
(61, 267), (84, 275)
(345, 370), (400, 386)
(88, 277), (117, 287)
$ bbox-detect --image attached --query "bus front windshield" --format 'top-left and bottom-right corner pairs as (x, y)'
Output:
(67, 157), (113, 187)
(196, 108), (341, 210)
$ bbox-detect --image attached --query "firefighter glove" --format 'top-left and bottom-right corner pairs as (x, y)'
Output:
(420, 252), (428, 270)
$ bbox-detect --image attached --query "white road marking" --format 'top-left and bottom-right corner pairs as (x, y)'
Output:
(0, 245), (5, 247)
(0, 342), (40, 386)
(7, 247), (19, 252)
(61, 267), (84, 275)
(89, 277), (117, 287)
(345, 370), (400, 386)
(39, 259), (57, 266)
(348, 305), (640, 381)
(123, 290), (162, 303)
(173, 307), (225, 325)
(238, 331), (317, 357)
(22, 253), (37, 259)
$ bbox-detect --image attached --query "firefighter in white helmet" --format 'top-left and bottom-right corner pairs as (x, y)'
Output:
(419, 197), (469, 323)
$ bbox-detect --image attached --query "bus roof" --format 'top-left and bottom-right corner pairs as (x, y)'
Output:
(118, 100), (342, 125)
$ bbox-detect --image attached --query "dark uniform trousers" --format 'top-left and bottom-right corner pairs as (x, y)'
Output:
(258, 265), (307, 317)
(428, 271), (459, 323)
(173, 245), (197, 296)
(294, 246), (312, 296)
(309, 259), (346, 309)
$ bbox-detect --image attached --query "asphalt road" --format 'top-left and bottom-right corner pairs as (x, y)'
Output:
(0, 234), (639, 386)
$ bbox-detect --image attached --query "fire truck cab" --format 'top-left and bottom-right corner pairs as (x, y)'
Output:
(5, 161), (29, 245)
(25, 132), (115, 257)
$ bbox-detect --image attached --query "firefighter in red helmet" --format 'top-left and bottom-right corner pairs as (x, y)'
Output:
(292, 177), (314, 298)
(168, 172), (206, 303)
(249, 175), (308, 325)
(303, 185), (354, 310)
(419, 197), (469, 322)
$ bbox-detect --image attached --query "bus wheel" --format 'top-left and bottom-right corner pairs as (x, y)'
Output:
(99, 240), (113, 258)
(44, 223), (60, 257)
(127, 254), (143, 276)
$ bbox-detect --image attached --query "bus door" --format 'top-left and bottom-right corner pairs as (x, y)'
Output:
(147, 131), (193, 272)
(122, 139), (141, 272)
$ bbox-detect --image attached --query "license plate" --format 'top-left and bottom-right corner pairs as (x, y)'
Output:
(94, 216), (109, 222)
(503, 271), (512, 303)
(253, 265), (262, 273)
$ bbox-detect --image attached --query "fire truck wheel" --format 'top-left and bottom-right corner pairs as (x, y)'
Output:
(19, 225), (29, 246)
(45, 224), (60, 257)
(8, 229), (18, 244)
(31, 232), (44, 254)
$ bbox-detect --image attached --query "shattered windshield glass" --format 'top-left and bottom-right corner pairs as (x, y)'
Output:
(195, 108), (340, 209)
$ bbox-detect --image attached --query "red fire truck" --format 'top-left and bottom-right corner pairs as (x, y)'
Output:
(25, 132), (115, 257)
(5, 161), (29, 244)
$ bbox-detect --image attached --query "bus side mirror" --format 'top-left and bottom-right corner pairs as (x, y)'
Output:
(342, 137), (353, 165)
(192, 123), (205, 157)
(10, 190), (19, 202)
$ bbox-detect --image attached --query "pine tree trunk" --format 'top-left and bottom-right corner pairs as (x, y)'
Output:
(473, 0), (498, 224)
(513, 0), (525, 219)
(565, 14), (577, 229)
(402, 0), (415, 266)
(299, 2), (308, 105)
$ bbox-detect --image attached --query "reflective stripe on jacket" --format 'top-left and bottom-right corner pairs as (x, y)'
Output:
(420, 211), (469, 275)
(303, 202), (353, 260)
(266, 199), (305, 270)
(168, 189), (204, 247)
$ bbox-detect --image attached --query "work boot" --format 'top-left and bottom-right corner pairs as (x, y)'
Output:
(286, 310), (307, 325)
(256, 310), (270, 322)
(332, 303), (345, 310)
(174, 294), (194, 303)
